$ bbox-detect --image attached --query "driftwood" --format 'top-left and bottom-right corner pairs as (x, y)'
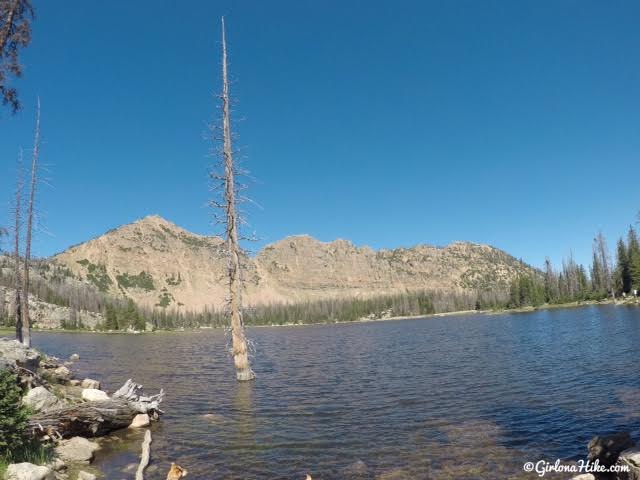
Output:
(136, 429), (152, 480)
(28, 379), (164, 439)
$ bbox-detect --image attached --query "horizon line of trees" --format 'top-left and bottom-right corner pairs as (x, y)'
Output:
(507, 224), (640, 309)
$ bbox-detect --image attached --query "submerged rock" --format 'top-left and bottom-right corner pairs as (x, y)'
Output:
(81, 388), (108, 402)
(76, 472), (96, 480)
(22, 386), (62, 413)
(5, 462), (55, 480)
(342, 460), (368, 478)
(588, 431), (635, 467)
(55, 437), (100, 463)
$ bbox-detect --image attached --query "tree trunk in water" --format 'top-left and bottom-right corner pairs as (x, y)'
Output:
(220, 18), (255, 382)
(21, 98), (40, 348)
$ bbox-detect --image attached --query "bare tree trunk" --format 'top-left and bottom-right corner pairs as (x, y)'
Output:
(220, 18), (255, 382)
(21, 97), (40, 347)
(135, 429), (152, 480)
(13, 149), (23, 343)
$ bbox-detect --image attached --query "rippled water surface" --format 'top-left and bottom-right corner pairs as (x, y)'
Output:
(32, 305), (640, 479)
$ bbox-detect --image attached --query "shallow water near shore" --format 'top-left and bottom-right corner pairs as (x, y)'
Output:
(32, 304), (640, 479)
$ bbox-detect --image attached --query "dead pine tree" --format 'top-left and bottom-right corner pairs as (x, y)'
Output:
(13, 148), (23, 342)
(20, 97), (40, 347)
(210, 18), (255, 381)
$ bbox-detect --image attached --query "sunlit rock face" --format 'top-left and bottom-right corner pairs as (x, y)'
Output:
(50, 215), (535, 312)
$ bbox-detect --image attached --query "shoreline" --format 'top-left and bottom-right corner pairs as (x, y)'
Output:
(1, 298), (637, 335)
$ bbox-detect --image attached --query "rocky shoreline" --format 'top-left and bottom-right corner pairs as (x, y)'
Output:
(0, 337), (163, 480)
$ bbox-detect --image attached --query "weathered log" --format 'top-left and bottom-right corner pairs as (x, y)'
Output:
(136, 429), (152, 480)
(28, 379), (164, 439)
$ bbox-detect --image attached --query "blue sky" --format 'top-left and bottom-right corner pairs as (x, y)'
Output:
(1, 0), (639, 269)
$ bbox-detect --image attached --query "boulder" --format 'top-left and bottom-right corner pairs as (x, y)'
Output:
(69, 380), (81, 387)
(51, 366), (71, 381)
(69, 354), (80, 361)
(44, 458), (66, 472)
(588, 432), (635, 467)
(616, 448), (640, 480)
(80, 379), (100, 390)
(76, 472), (96, 480)
(129, 413), (150, 428)
(81, 388), (109, 402)
(22, 386), (62, 413)
(54, 437), (100, 463)
(5, 462), (55, 480)
(0, 338), (41, 371)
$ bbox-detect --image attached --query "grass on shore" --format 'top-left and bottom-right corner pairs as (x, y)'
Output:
(0, 441), (53, 475)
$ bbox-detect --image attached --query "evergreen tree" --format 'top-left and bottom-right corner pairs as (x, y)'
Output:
(104, 304), (118, 330)
(628, 226), (640, 293)
(614, 237), (631, 295)
(0, 369), (29, 457)
(543, 257), (559, 303)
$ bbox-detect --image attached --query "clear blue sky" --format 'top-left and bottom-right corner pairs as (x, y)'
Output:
(1, 0), (639, 269)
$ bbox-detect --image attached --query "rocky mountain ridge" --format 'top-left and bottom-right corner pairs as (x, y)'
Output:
(49, 215), (535, 313)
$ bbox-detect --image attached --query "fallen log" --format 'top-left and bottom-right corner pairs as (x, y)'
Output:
(28, 379), (164, 439)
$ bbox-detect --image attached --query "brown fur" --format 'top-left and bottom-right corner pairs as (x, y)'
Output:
(166, 463), (188, 480)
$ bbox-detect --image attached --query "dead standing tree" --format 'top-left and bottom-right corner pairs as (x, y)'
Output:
(21, 98), (40, 347)
(13, 149), (24, 342)
(210, 18), (255, 381)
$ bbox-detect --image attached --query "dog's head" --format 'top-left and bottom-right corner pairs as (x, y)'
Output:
(167, 462), (188, 479)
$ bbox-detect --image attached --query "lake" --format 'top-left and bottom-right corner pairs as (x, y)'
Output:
(32, 304), (640, 479)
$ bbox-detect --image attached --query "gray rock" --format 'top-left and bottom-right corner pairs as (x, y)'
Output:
(588, 432), (635, 467)
(45, 459), (66, 472)
(55, 437), (100, 463)
(69, 354), (80, 361)
(0, 338), (41, 371)
(76, 472), (96, 480)
(51, 366), (71, 381)
(23, 386), (62, 413)
(81, 388), (108, 402)
(129, 413), (150, 428)
(5, 462), (55, 480)
(79, 379), (100, 390)
(616, 447), (640, 480)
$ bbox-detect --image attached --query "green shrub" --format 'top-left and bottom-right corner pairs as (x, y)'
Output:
(116, 271), (155, 291)
(0, 369), (29, 458)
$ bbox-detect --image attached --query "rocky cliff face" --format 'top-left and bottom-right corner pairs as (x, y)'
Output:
(0, 286), (102, 330)
(52, 215), (534, 312)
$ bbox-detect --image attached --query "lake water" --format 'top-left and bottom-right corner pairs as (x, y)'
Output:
(32, 305), (640, 479)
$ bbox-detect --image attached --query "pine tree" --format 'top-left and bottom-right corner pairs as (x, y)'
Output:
(614, 237), (631, 295)
(543, 257), (559, 303)
(104, 304), (118, 330)
(0, 369), (28, 457)
(628, 226), (640, 293)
